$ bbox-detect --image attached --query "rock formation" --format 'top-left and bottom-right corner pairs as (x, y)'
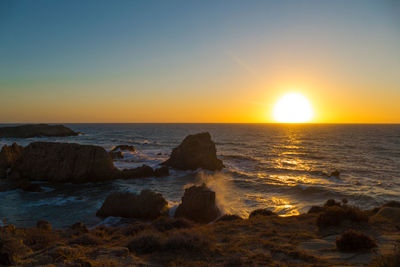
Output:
(9, 142), (118, 183)
(96, 190), (168, 220)
(0, 143), (23, 178)
(162, 132), (223, 171)
(0, 124), (78, 138)
(121, 165), (155, 179)
(174, 184), (221, 223)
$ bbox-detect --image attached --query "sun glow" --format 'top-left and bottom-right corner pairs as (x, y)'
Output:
(273, 93), (313, 123)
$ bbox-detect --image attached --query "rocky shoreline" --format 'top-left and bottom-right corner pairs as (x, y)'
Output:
(1, 130), (399, 266)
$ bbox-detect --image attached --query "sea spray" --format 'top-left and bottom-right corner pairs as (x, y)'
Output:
(186, 171), (249, 218)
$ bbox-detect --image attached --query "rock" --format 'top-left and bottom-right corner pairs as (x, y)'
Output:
(0, 143), (23, 178)
(111, 145), (135, 152)
(307, 206), (325, 214)
(121, 165), (154, 179)
(154, 166), (169, 177)
(19, 181), (43, 192)
(0, 124), (78, 138)
(162, 132), (224, 171)
(96, 190), (168, 220)
(9, 142), (118, 183)
(174, 184), (221, 223)
(249, 209), (276, 218)
(336, 229), (376, 252)
(329, 170), (340, 177)
(373, 207), (400, 224)
(109, 151), (123, 160)
(36, 220), (52, 231)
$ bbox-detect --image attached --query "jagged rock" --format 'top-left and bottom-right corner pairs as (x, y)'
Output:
(249, 209), (276, 218)
(111, 145), (135, 152)
(9, 142), (118, 183)
(175, 184), (221, 223)
(0, 124), (78, 138)
(109, 151), (123, 160)
(121, 165), (154, 179)
(96, 190), (168, 220)
(0, 143), (23, 179)
(154, 166), (169, 177)
(37, 220), (52, 231)
(162, 132), (224, 171)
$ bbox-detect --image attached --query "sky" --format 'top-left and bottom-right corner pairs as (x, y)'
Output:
(0, 0), (399, 123)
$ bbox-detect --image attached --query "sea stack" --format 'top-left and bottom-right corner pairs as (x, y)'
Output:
(162, 132), (224, 171)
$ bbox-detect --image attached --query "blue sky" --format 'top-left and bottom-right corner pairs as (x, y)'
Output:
(1, 0), (399, 122)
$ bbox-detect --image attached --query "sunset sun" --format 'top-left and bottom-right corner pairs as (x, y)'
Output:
(273, 93), (313, 123)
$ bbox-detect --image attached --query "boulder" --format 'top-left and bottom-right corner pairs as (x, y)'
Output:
(8, 142), (118, 183)
(111, 145), (135, 152)
(162, 132), (224, 171)
(0, 143), (23, 179)
(0, 124), (78, 138)
(154, 166), (169, 177)
(96, 190), (168, 220)
(174, 184), (221, 223)
(249, 209), (276, 218)
(121, 165), (154, 179)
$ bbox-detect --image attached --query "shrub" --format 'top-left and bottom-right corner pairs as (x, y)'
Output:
(127, 231), (165, 254)
(317, 205), (368, 228)
(336, 229), (376, 252)
(249, 209), (276, 219)
(165, 229), (212, 252)
(152, 216), (193, 232)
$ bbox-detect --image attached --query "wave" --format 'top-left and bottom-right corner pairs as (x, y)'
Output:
(220, 154), (258, 162)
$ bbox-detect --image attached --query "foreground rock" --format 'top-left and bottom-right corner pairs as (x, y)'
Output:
(0, 124), (78, 138)
(175, 184), (221, 223)
(9, 142), (118, 183)
(96, 190), (168, 220)
(162, 132), (224, 171)
(0, 143), (23, 178)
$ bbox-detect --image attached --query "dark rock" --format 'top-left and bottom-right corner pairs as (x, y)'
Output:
(0, 124), (78, 138)
(307, 206), (324, 214)
(216, 214), (243, 222)
(154, 166), (169, 177)
(382, 201), (400, 209)
(19, 181), (43, 192)
(336, 229), (376, 251)
(109, 151), (123, 160)
(162, 132), (224, 171)
(324, 199), (342, 207)
(9, 142), (118, 183)
(96, 190), (168, 220)
(111, 145), (135, 152)
(249, 209), (276, 218)
(0, 143), (23, 179)
(174, 184), (221, 223)
(329, 170), (340, 177)
(36, 220), (52, 231)
(121, 165), (154, 179)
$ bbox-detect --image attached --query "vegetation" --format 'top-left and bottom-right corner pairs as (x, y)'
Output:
(336, 229), (376, 251)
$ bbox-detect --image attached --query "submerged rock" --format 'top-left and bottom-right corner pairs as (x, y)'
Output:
(162, 132), (224, 171)
(121, 165), (154, 179)
(111, 145), (135, 152)
(96, 190), (168, 220)
(0, 124), (78, 138)
(0, 143), (23, 179)
(154, 166), (169, 177)
(249, 209), (276, 218)
(174, 184), (221, 223)
(9, 142), (118, 183)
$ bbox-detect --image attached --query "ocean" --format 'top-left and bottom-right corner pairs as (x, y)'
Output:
(0, 123), (399, 228)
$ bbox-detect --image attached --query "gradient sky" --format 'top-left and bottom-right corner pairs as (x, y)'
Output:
(1, 0), (399, 123)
